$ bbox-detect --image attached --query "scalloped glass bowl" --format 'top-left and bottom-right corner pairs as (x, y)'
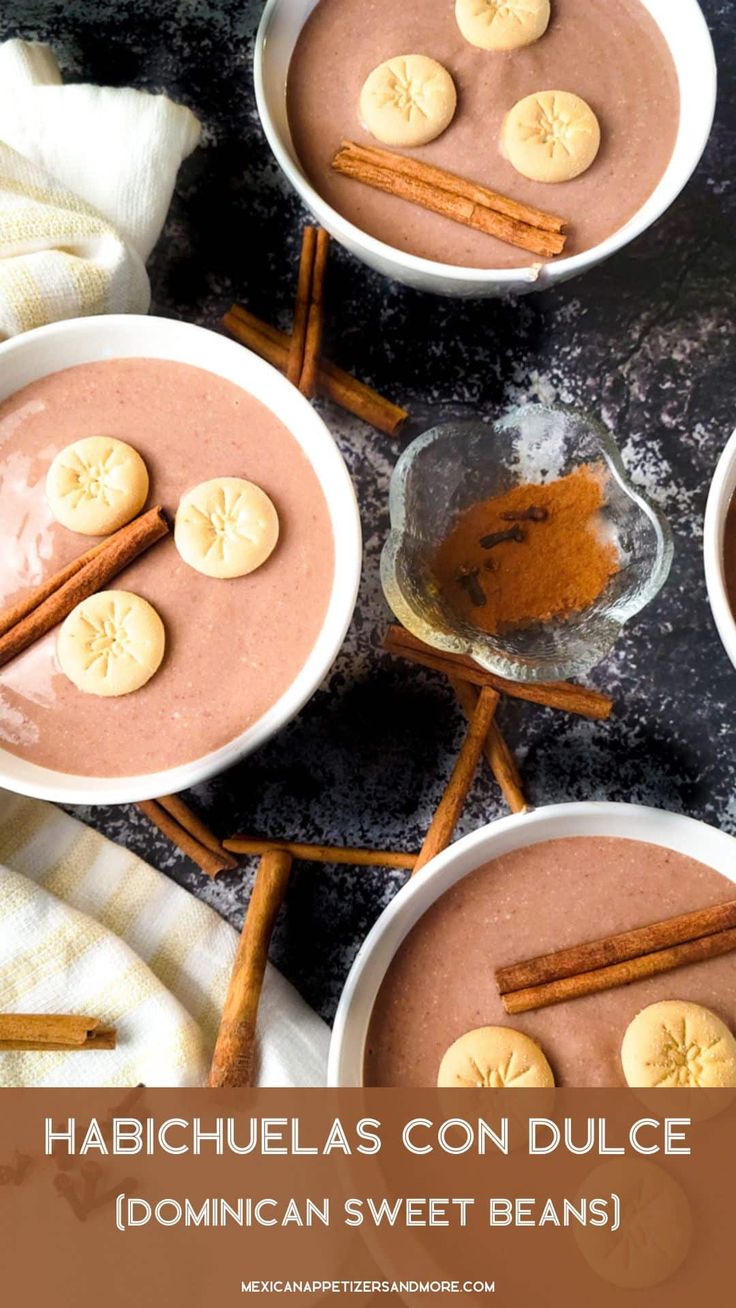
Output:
(381, 405), (674, 683)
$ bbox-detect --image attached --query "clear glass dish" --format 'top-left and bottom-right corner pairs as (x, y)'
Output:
(380, 404), (674, 683)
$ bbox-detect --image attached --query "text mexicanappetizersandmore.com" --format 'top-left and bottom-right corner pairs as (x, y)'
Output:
(239, 1281), (497, 1296)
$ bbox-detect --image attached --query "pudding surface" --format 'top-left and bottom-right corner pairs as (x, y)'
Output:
(0, 358), (334, 777)
(365, 836), (736, 1086)
(287, 0), (680, 269)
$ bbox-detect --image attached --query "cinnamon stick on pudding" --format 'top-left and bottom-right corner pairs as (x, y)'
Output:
(223, 304), (408, 437)
(0, 1014), (116, 1051)
(331, 141), (567, 260)
(0, 506), (170, 670)
(209, 849), (293, 1088)
(384, 625), (613, 721)
(0, 535), (112, 639)
(224, 836), (416, 870)
(137, 797), (237, 879)
(497, 899), (736, 1014)
(413, 686), (499, 876)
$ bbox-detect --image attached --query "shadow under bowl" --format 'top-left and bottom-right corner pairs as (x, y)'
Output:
(704, 426), (736, 673)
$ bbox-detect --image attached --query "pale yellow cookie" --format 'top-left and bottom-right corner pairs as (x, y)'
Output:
(437, 1025), (555, 1088)
(621, 1000), (736, 1088)
(359, 55), (457, 148)
(46, 436), (149, 536)
(57, 590), (165, 697)
(455, 0), (550, 52)
(574, 1159), (691, 1289)
(174, 477), (279, 579)
(502, 90), (601, 183)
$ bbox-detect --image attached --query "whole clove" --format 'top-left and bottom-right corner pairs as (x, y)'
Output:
(455, 568), (487, 607)
(479, 525), (526, 550)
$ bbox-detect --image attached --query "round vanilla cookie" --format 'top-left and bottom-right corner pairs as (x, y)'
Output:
(574, 1159), (691, 1289)
(57, 591), (165, 697)
(437, 1025), (555, 1088)
(621, 1000), (736, 1088)
(174, 477), (279, 580)
(455, 0), (551, 52)
(46, 436), (149, 536)
(359, 55), (457, 148)
(502, 90), (601, 183)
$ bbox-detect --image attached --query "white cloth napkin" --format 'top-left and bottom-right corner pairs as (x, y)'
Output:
(0, 791), (330, 1088)
(0, 38), (201, 339)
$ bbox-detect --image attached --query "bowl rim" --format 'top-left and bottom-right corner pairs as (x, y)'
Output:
(255, 0), (717, 288)
(380, 407), (675, 683)
(0, 314), (362, 805)
(328, 800), (736, 1086)
(704, 426), (736, 670)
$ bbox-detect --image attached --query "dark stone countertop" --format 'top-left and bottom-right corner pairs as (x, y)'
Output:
(2, 0), (735, 1023)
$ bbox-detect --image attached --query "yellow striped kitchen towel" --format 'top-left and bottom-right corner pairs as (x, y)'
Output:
(0, 791), (330, 1088)
(0, 38), (201, 340)
(0, 142), (150, 341)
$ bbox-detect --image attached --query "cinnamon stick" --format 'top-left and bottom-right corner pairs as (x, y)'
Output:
(500, 928), (736, 1015)
(413, 685), (499, 876)
(224, 836), (416, 870)
(332, 141), (567, 260)
(299, 228), (330, 398)
(0, 535), (112, 639)
(209, 849), (293, 1088)
(137, 798), (237, 878)
(449, 674), (527, 813)
(156, 794), (237, 864)
(0, 506), (170, 670)
(223, 305), (408, 437)
(497, 897), (736, 996)
(385, 625), (613, 721)
(287, 226), (317, 386)
(337, 140), (567, 236)
(0, 1014), (116, 1051)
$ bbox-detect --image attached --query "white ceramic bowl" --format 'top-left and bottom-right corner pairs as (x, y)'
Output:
(704, 427), (736, 671)
(0, 315), (362, 805)
(255, 0), (717, 298)
(328, 801), (736, 1085)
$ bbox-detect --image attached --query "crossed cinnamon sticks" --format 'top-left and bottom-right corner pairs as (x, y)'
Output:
(196, 630), (614, 1087)
(383, 625), (612, 840)
(136, 796), (237, 878)
(223, 224), (408, 437)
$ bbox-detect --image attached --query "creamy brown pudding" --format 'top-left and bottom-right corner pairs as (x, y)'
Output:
(365, 836), (736, 1086)
(0, 359), (334, 776)
(287, 0), (680, 269)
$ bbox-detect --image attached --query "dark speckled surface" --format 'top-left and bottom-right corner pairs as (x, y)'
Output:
(1, 1), (735, 1024)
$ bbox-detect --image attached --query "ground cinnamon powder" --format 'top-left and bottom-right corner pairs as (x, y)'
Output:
(432, 464), (618, 634)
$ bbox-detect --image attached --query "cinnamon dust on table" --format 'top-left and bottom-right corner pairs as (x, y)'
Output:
(432, 464), (619, 634)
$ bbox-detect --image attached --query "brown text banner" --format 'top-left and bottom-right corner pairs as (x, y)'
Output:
(0, 1089), (733, 1306)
